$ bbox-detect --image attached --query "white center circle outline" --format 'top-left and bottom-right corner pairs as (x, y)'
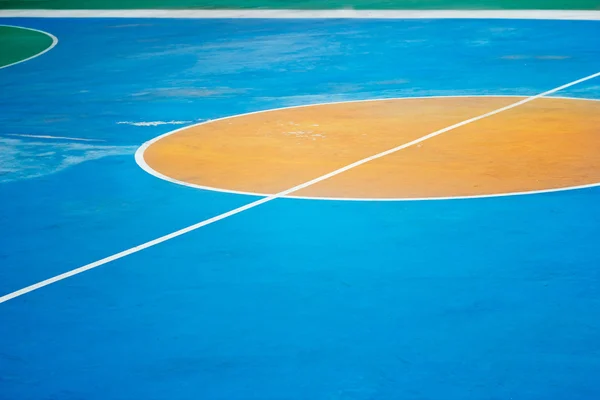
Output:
(135, 95), (600, 202)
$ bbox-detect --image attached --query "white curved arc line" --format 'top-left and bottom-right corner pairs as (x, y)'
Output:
(135, 94), (600, 202)
(0, 24), (58, 70)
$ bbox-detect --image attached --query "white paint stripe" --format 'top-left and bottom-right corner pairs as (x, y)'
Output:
(117, 120), (191, 127)
(135, 94), (600, 201)
(6, 133), (104, 142)
(1, 9), (600, 20)
(1, 70), (599, 304)
(0, 25), (58, 70)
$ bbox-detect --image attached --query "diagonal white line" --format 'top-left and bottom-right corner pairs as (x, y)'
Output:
(1, 70), (599, 304)
(6, 133), (104, 142)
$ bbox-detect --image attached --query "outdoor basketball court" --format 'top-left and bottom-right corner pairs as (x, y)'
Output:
(1, 9), (600, 399)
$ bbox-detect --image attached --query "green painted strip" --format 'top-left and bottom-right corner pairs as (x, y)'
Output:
(0, 26), (54, 68)
(1, 0), (599, 10)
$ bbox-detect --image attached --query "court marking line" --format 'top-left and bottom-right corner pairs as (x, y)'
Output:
(0, 24), (58, 70)
(136, 94), (600, 202)
(1, 70), (599, 304)
(6, 133), (104, 142)
(1, 10), (600, 20)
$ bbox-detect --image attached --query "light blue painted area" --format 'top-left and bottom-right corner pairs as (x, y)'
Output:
(1, 17), (600, 400)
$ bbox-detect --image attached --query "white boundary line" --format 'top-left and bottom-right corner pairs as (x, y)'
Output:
(1, 9), (600, 20)
(0, 24), (58, 70)
(136, 94), (600, 202)
(1, 70), (599, 304)
(6, 133), (104, 142)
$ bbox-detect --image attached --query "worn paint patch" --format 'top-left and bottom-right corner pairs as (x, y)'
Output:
(0, 138), (137, 182)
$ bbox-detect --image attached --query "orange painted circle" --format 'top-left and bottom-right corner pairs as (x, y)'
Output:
(140, 96), (600, 200)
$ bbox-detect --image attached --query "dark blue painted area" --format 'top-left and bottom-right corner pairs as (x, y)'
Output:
(1, 17), (600, 400)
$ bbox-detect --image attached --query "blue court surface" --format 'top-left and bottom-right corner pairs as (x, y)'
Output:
(1, 16), (600, 399)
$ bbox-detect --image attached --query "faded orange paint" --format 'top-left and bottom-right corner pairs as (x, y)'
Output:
(142, 96), (600, 199)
